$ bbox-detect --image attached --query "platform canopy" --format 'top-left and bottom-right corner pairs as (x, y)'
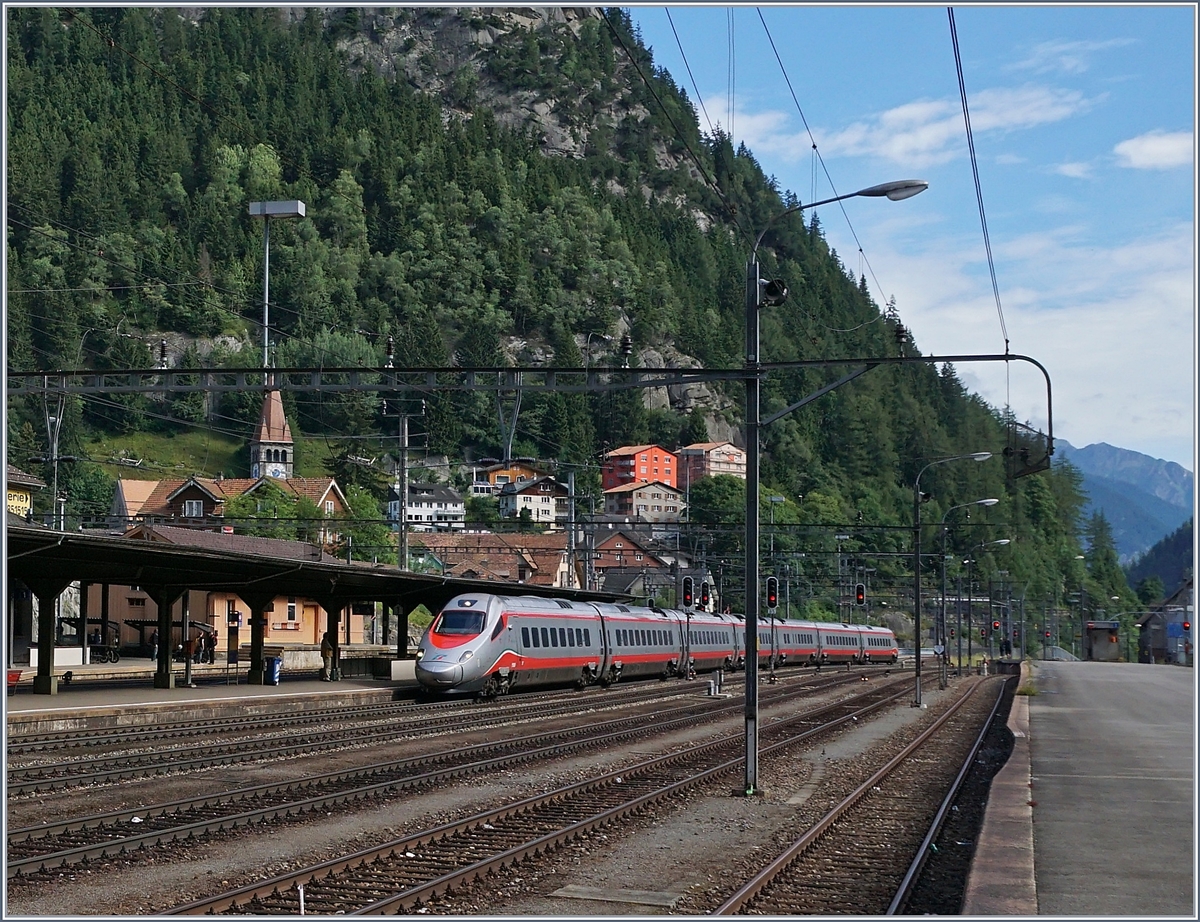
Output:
(5, 523), (625, 613)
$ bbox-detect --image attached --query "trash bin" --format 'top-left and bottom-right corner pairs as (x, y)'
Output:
(265, 656), (282, 686)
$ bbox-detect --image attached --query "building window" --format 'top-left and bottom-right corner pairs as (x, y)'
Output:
(128, 597), (145, 607)
(325, 500), (334, 515)
(184, 499), (203, 517)
(287, 598), (297, 621)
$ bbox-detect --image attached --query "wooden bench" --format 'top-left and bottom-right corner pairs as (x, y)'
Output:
(7, 669), (22, 694)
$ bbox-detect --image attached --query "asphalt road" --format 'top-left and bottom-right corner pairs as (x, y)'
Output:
(1031, 662), (1194, 916)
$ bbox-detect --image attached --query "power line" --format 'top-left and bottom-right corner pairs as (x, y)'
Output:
(754, 9), (890, 310)
(947, 8), (1010, 358)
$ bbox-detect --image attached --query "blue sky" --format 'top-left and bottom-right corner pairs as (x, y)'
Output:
(629, 5), (1195, 471)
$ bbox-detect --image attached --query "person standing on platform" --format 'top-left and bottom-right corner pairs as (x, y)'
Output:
(149, 629), (158, 661)
(320, 631), (333, 681)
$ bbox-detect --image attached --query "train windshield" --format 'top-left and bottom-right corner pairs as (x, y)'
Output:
(434, 610), (486, 635)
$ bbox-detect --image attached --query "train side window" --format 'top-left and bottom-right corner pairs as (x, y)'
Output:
(522, 627), (530, 647)
(550, 629), (559, 647)
(576, 628), (584, 646)
(541, 627), (550, 647)
(585, 629), (592, 646)
(567, 628), (575, 647)
(491, 618), (505, 640)
(531, 628), (540, 647)
(562, 627), (570, 647)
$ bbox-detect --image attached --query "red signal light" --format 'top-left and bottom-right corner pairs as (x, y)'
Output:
(992, 620), (1001, 631)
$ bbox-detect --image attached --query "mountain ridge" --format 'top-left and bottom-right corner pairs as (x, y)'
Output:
(1057, 439), (1194, 562)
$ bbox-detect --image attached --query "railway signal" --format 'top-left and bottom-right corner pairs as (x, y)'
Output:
(700, 581), (710, 611)
(1045, 630), (1051, 638)
(854, 583), (866, 606)
(682, 577), (694, 610)
(980, 627), (987, 639)
(992, 619), (1001, 631)
(1184, 621), (1191, 632)
(766, 577), (779, 611)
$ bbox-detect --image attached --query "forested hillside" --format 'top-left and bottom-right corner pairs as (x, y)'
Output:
(5, 7), (1128, 624)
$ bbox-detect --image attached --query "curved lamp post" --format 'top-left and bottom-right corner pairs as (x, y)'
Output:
(743, 178), (928, 794)
(939, 498), (999, 686)
(912, 452), (991, 706)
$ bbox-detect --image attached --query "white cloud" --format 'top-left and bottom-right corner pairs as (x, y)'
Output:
(826, 221), (1195, 468)
(1054, 162), (1093, 179)
(1113, 130), (1193, 169)
(771, 85), (1095, 169)
(1009, 38), (1136, 75)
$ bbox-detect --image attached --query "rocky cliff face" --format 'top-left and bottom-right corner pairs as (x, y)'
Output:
(318, 8), (648, 162)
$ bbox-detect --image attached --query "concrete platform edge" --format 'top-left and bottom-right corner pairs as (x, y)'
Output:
(961, 664), (1038, 914)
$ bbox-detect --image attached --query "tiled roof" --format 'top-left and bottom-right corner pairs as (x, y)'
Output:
(6, 464), (46, 489)
(604, 444), (664, 457)
(498, 476), (566, 496)
(681, 441), (737, 452)
(411, 532), (565, 587)
(602, 480), (682, 495)
(118, 476), (342, 518)
(254, 390), (293, 444)
(123, 522), (340, 562)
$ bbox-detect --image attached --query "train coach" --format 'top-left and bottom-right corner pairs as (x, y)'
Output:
(415, 592), (898, 697)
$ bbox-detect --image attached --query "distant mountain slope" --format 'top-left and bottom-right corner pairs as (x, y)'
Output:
(1057, 441), (1194, 562)
(1058, 441), (1193, 508)
(1125, 518), (1194, 594)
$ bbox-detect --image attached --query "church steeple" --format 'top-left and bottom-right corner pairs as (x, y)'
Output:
(250, 390), (294, 479)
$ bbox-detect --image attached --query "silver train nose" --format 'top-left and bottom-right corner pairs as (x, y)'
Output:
(415, 658), (464, 687)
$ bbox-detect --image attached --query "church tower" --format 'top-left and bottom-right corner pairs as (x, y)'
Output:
(250, 390), (294, 479)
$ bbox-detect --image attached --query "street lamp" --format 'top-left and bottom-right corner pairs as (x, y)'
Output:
(939, 498), (998, 687)
(249, 200), (306, 370)
(912, 452), (991, 707)
(743, 178), (928, 794)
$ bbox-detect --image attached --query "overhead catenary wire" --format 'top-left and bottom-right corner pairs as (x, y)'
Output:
(755, 8), (890, 312)
(599, 8), (752, 247)
(947, 8), (1011, 375)
(665, 9), (714, 136)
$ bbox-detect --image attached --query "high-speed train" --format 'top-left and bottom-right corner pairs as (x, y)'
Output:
(414, 592), (898, 697)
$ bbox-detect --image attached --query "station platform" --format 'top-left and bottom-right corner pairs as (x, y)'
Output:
(4, 658), (419, 733)
(964, 660), (1195, 917)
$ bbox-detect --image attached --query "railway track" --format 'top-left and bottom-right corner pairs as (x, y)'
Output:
(7, 673), (873, 877)
(5, 680), (706, 794)
(160, 675), (920, 915)
(7, 668), (882, 795)
(711, 676), (1007, 915)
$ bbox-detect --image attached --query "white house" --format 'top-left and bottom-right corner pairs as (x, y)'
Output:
(388, 482), (465, 531)
(497, 476), (569, 524)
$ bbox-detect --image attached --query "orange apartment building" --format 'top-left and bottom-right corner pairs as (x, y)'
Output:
(601, 445), (678, 491)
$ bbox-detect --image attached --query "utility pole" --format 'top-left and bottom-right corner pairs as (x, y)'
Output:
(566, 470), (576, 589)
(383, 385), (422, 571)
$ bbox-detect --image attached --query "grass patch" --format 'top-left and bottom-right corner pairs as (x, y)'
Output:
(85, 429), (246, 479)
